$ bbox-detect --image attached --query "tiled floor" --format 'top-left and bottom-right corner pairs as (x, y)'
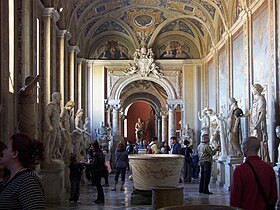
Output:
(47, 173), (230, 210)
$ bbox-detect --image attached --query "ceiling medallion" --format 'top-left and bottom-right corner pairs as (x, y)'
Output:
(134, 14), (155, 28)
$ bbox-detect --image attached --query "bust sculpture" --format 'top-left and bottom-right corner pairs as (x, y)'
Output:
(44, 92), (62, 164)
(250, 84), (270, 162)
(18, 75), (41, 138)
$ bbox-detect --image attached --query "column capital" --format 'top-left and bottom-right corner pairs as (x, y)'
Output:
(42, 8), (60, 22)
(77, 58), (85, 64)
(57, 29), (67, 38)
(68, 46), (80, 54)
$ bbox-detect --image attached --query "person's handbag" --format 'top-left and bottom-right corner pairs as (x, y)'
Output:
(246, 160), (275, 210)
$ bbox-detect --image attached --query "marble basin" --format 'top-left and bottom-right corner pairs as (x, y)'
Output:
(128, 154), (184, 190)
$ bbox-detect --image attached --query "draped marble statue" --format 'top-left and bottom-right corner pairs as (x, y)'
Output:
(182, 124), (195, 147)
(72, 109), (84, 155)
(217, 113), (228, 157)
(60, 101), (75, 161)
(83, 117), (91, 149)
(227, 97), (242, 156)
(250, 84), (270, 162)
(18, 75), (41, 138)
(43, 92), (62, 164)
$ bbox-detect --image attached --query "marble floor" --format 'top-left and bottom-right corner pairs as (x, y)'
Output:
(47, 173), (230, 210)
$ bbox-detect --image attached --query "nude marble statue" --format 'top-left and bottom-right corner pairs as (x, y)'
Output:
(43, 92), (62, 164)
(60, 101), (75, 161)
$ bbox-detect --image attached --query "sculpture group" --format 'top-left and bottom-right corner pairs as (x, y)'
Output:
(197, 83), (271, 162)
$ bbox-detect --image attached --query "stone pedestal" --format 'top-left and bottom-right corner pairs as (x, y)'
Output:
(131, 189), (152, 205)
(224, 156), (243, 191)
(40, 163), (66, 204)
(211, 157), (218, 185)
(152, 186), (183, 210)
(216, 156), (227, 186)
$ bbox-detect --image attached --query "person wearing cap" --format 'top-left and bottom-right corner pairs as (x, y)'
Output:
(149, 137), (160, 154)
(197, 134), (220, 194)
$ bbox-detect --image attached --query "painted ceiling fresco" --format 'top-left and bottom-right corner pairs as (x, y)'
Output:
(52, 0), (238, 59)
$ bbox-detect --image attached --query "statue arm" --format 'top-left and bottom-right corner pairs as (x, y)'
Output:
(24, 75), (41, 93)
(197, 112), (202, 121)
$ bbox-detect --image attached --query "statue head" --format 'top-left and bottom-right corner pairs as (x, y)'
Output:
(24, 76), (35, 86)
(51, 92), (61, 104)
(252, 84), (264, 94)
(76, 109), (83, 117)
(228, 97), (237, 105)
(65, 101), (75, 110)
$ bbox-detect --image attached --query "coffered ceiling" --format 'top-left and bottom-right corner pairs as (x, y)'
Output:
(42, 0), (247, 59)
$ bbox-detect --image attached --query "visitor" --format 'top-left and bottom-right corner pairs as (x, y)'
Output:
(180, 140), (193, 183)
(171, 136), (181, 154)
(69, 153), (84, 207)
(111, 142), (128, 191)
(230, 136), (277, 210)
(0, 133), (46, 209)
(197, 134), (220, 194)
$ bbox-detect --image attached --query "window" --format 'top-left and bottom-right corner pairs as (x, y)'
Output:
(8, 0), (14, 93)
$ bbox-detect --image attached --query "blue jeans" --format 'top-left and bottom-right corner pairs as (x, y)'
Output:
(114, 167), (126, 184)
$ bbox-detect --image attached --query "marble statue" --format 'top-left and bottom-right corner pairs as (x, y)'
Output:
(217, 113), (228, 157)
(198, 107), (210, 136)
(275, 126), (280, 164)
(207, 109), (220, 148)
(43, 92), (62, 164)
(227, 97), (242, 156)
(18, 75), (41, 138)
(250, 84), (270, 162)
(182, 124), (195, 146)
(83, 117), (91, 149)
(135, 117), (144, 142)
(60, 101), (75, 161)
(72, 109), (84, 155)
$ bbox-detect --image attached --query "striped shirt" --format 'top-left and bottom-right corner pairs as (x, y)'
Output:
(0, 170), (46, 210)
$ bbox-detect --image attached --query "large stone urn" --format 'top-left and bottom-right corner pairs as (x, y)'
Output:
(128, 154), (184, 190)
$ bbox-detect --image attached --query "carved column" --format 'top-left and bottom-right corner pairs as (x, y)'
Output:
(161, 110), (167, 142)
(168, 104), (176, 145)
(68, 46), (80, 102)
(42, 8), (59, 104)
(77, 58), (84, 110)
(112, 105), (120, 136)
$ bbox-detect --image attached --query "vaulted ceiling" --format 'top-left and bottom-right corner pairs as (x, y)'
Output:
(42, 0), (248, 59)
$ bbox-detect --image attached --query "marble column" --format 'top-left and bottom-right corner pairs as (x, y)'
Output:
(42, 8), (59, 104)
(57, 30), (71, 107)
(161, 110), (167, 142)
(112, 105), (120, 136)
(77, 58), (84, 110)
(68, 46), (80, 102)
(168, 104), (176, 146)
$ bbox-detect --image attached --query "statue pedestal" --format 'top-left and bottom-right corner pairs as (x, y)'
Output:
(216, 156), (227, 186)
(40, 163), (66, 204)
(224, 156), (243, 191)
(211, 156), (218, 185)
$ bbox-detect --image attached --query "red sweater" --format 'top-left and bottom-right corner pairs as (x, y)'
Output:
(230, 156), (277, 210)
